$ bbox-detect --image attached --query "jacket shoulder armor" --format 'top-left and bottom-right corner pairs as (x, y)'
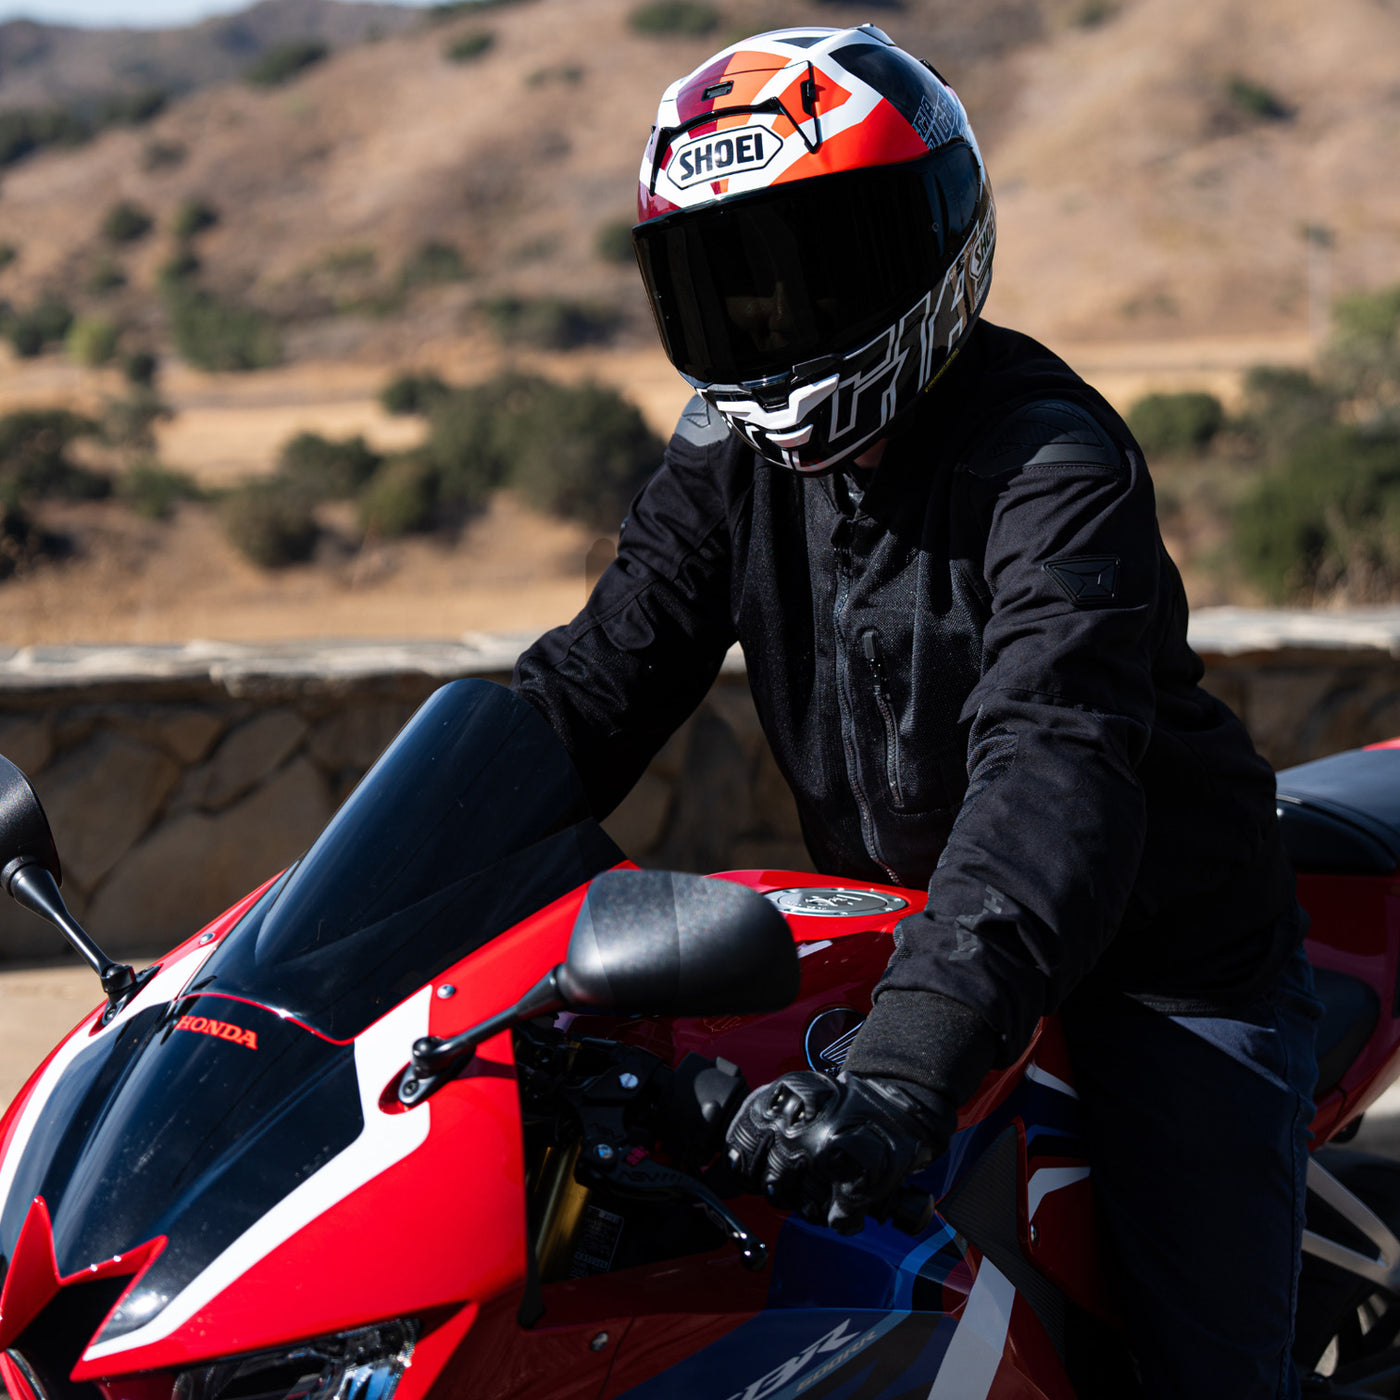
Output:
(674, 394), (732, 450)
(961, 398), (1124, 478)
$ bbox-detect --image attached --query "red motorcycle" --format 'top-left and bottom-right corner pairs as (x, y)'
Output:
(0, 679), (1398, 1400)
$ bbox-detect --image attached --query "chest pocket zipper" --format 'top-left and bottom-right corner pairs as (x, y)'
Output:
(860, 630), (904, 809)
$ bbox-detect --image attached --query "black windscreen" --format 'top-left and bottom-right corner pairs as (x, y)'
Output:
(634, 145), (984, 384)
(195, 681), (622, 1039)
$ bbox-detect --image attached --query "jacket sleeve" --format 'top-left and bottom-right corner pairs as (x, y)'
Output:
(511, 397), (742, 819)
(846, 400), (1159, 1093)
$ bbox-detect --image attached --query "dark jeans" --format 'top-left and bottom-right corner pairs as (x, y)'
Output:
(1061, 945), (1322, 1399)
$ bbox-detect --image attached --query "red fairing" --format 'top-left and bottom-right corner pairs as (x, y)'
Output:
(71, 879), (607, 1380)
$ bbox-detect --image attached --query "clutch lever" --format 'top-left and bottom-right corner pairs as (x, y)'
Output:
(581, 1149), (768, 1271)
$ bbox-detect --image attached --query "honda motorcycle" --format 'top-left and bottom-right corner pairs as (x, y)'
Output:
(1, 678), (1400, 1400)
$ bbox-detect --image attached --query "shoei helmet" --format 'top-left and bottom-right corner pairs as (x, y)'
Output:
(633, 25), (995, 474)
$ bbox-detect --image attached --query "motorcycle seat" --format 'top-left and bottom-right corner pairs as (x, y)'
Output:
(1311, 965), (1379, 1098)
(1276, 747), (1400, 875)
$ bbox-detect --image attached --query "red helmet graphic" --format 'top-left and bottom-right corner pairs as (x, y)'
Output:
(632, 25), (995, 474)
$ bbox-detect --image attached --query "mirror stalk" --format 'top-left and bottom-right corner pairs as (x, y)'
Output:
(400, 968), (565, 1107)
(6, 862), (138, 1011)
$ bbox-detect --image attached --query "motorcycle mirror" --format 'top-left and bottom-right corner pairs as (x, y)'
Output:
(557, 869), (801, 1017)
(401, 871), (800, 1107)
(0, 753), (61, 886)
(0, 754), (140, 1014)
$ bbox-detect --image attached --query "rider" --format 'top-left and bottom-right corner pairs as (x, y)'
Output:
(513, 26), (1319, 1398)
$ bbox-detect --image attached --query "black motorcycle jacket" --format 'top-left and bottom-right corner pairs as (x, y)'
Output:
(513, 320), (1297, 1101)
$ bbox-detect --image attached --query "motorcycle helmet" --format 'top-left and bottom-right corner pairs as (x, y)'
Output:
(632, 25), (995, 474)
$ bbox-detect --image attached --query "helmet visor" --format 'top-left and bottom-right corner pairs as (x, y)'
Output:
(634, 144), (984, 386)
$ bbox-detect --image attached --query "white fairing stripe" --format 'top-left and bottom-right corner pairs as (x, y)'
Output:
(926, 1258), (1015, 1400)
(1024, 1063), (1079, 1100)
(82, 985), (433, 1362)
(1027, 1166), (1092, 1222)
(0, 947), (216, 1221)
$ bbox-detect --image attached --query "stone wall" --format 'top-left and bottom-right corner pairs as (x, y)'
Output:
(3, 608), (1400, 966)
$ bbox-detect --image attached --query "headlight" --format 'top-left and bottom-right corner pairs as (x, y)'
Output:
(173, 1321), (417, 1400)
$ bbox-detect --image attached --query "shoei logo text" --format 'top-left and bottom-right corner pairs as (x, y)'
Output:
(671, 127), (781, 188)
(176, 1015), (258, 1050)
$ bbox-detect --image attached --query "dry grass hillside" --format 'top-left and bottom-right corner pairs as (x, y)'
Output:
(0, 0), (1394, 644)
(0, 0), (1395, 351)
(0, 0), (421, 109)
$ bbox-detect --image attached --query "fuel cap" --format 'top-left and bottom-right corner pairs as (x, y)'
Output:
(764, 887), (908, 917)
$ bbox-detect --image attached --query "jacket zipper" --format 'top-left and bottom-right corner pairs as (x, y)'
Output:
(833, 548), (899, 885)
(860, 630), (904, 809)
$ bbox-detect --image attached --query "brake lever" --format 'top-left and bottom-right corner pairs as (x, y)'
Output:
(582, 1150), (768, 1271)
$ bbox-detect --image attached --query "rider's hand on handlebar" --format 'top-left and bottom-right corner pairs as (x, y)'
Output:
(724, 1070), (953, 1235)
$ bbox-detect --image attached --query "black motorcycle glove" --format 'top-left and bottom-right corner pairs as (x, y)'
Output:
(724, 1070), (955, 1236)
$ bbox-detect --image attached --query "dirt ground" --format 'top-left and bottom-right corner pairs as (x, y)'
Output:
(0, 962), (103, 1111)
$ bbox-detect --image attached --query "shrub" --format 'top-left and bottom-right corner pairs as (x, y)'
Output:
(1236, 425), (1400, 603)
(0, 500), (46, 579)
(66, 316), (120, 367)
(171, 198), (219, 240)
(159, 247), (202, 284)
(220, 479), (318, 567)
(142, 139), (187, 171)
(0, 409), (108, 500)
(480, 295), (620, 350)
(122, 350), (159, 387)
(526, 64), (584, 87)
(594, 218), (636, 265)
(1126, 391), (1225, 457)
(399, 241), (469, 288)
(359, 454), (437, 537)
(0, 106), (88, 168)
(1240, 365), (1337, 454)
(30, 297), (74, 344)
(85, 258), (127, 295)
(101, 200), (154, 245)
(276, 431), (381, 499)
(120, 462), (200, 520)
(244, 40), (329, 87)
(162, 282), (281, 372)
(1327, 284), (1400, 421)
(1074, 0), (1117, 25)
(102, 389), (172, 453)
(501, 378), (662, 530)
(444, 31), (495, 62)
(0, 244), (15, 272)
(5, 315), (44, 359)
(380, 371), (451, 416)
(95, 87), (167, 127)
(423, 380), (517, 512)
(627, 1), (720, 36)
(6, 297), (73, 357)
(1226, 76), (1292, 122)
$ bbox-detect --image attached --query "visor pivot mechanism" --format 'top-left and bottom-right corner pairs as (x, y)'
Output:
(648, 62), (824, 197)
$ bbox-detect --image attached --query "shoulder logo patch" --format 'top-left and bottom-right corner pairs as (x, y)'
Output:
(1045, 554), (1120, 608)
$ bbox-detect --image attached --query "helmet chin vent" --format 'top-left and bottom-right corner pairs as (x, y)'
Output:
(766, 424), (814, 449)
(747, 381), (796, 411)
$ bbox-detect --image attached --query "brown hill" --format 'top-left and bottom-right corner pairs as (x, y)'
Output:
(0, 0), (1395, 372)
(0, 0), (422, 110)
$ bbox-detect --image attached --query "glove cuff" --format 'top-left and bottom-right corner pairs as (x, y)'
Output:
(843, 990), (1001, 1108)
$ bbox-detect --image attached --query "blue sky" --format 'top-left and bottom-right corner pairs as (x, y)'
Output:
(0, 0), (436, 25)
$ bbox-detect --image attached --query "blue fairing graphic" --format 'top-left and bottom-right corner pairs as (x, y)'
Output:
(617, 1067), (1084, 1396)
(614, 1309), (954, 1400)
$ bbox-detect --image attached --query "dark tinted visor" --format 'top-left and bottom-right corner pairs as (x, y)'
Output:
(634, 144), (984, 385)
